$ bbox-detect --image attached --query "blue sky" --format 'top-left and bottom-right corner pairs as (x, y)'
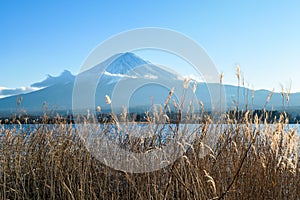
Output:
(1, 1), (300, 92)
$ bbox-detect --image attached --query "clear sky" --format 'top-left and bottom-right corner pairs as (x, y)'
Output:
(1, 1), (300, 92)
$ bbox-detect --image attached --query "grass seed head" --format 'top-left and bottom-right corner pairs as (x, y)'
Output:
(183, 77), (191, 89)
(105, 95), (111, 104)
(193, 81), (197, 93)
(236, 65), (241, 81)
(97, 106), (101, 112)
(220, 72), (224, 84)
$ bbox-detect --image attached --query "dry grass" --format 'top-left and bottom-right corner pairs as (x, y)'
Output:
(1, 112), (299, 200)
(0, 80), (299, 199)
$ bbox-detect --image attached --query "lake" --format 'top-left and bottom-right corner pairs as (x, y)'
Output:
(1, 123), (299, 136)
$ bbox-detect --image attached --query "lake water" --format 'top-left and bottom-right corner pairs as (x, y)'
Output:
(1, 123), (299, 135)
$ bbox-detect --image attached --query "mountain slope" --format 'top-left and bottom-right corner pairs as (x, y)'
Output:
(0, 52), (300, 116)
(0, 53), (183, 115)
(31, 70), (75, 88)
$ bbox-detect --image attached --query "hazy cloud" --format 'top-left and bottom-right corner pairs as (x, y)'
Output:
(0, 86), (39, 98)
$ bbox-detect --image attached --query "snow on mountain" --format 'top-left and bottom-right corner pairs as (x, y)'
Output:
(0, 52), (182, 114)
(76, 52), (180, 87)
(82, 52), (179, 80)
(105, 52), (149, 74)
(72, 52), (184, 113)
(1, 52), (300, 116)
(102, 71), (138, 84)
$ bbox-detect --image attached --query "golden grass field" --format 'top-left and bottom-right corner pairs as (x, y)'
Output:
(0, 73), (299, 200)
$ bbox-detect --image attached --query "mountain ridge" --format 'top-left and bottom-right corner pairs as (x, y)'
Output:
(0, 52), (300, 116)
(31, 70), (75, 88)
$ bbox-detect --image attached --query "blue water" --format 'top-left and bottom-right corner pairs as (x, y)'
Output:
(1, 123), (299, 136)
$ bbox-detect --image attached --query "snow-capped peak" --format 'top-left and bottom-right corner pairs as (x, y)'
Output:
(105, 52), (149, 75)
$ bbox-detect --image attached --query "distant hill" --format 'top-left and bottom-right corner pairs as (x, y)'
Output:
(31, 70), (75, 88)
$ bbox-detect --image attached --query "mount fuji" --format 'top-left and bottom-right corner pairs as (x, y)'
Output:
(0, 53), (189, 116)
(0, 52), (300, 117)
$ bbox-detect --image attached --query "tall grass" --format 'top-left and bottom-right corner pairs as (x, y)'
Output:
(0, 78), (299, 199)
